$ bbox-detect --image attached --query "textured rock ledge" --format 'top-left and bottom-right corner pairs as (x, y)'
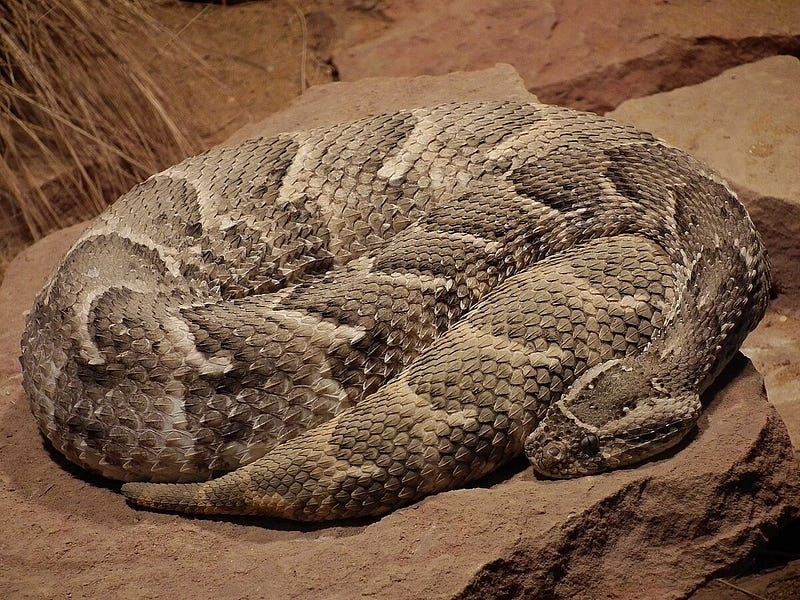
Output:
(335, 0), (800, 112)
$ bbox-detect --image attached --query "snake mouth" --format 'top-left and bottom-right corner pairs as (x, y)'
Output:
(599, 420), (700, 470)
(526, 418), (699, 479)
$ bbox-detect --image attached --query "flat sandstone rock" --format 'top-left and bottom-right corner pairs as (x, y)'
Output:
(334, 0), (800, 112)
(1, 66), (798, 599)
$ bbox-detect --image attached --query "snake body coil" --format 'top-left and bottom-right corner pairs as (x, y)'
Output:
(20, 102), (770, 521)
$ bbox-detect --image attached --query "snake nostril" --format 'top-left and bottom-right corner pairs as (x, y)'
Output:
(579, 433), (600, 454)
(545, 441), (563, 459)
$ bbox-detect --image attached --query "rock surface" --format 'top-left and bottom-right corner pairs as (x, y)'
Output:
(609, 55), (800, 447)
(335, 0), (800, 112)
(1, 65), (798, 600)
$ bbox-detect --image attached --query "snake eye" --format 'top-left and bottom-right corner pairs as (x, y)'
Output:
(579, 433), (600, 454)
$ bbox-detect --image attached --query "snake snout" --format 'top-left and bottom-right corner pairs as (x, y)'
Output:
(524, 410), (607, 479)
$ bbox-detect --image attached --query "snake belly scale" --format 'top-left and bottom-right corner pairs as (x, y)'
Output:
(20, 102), (770, 521)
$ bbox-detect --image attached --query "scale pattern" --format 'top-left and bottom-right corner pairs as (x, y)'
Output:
(20, 102), (770, 521)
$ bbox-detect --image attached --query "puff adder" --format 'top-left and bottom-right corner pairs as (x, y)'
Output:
(20, 102), (770, 521)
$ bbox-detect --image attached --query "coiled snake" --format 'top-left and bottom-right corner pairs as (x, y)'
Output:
(20, 102), (771, 521)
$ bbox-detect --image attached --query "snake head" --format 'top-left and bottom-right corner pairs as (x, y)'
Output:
(524, 359), (702, 478)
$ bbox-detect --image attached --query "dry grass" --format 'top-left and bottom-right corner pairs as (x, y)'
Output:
(0, 0), (204, 275)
